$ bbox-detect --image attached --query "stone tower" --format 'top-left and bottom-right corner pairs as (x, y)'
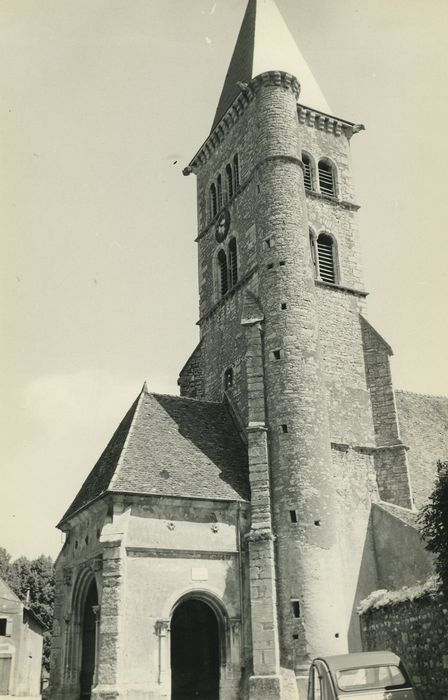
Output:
(50, 2), (442, 699)
(179, 0), (413, 694)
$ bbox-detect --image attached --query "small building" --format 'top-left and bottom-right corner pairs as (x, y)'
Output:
(0, 578), (46, 699)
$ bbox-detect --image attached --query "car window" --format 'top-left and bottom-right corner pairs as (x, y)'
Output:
(336, 664), (407, 691)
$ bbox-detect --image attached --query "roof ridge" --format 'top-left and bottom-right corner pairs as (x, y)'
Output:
(150, 392), (224, 406)
(395, 389), (448, 401)
(109, 387), (147, 491)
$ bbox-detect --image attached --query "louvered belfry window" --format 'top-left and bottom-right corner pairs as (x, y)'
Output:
(218, 249), (228, 296)
(228, 237), (238, 286)
(317, 233), (336, 284)
(318, 160), (336, 197)
(303, 153), (312, 191)
(210, 183), (218, 219)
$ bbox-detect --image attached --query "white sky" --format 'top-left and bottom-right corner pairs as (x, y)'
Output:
(1, 0), (447, 559)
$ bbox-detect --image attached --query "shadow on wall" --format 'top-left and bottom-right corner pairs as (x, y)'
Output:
(347, 502), (434, 651)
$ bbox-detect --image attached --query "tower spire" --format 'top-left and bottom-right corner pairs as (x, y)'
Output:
(212, 0), (331, 130)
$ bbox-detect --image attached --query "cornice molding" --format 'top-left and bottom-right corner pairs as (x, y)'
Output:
(187, 71), (300, 172)
(297, 104), (364, 139)
(315, 279), (368, 298)
(305, 189), (360, 211)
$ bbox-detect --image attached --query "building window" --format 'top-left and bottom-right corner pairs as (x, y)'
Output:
(233, 154), (240, 190)
(228, 237), (238, 286)
(217, 174), (223, 211)
(217, 249), (228, 296)
(226, 163), (234, 200)
(317, 233), (337, 284)
(318, 159), (336, 197)
(223, 367), (234, 390)
(0, 619), (6, 636)
(210, 183), (218, 219)
(291, 600), (301, 618)
(302, 152), (313, 191)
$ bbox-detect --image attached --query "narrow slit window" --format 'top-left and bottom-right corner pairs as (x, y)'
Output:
(318, 160), (336, 197)
(217, 174), (223, 211)
(317, 233), (336, 284)
(223, 367), (234, 390)
(218, 249), (228, 296)
(0, 619), (6, 636)
(302, 153), (313, 191)
(289, 510), (298, 523)
(210, 182), (218, 219)
(272, 349), (282, 361)
(233, 153), (240, 190)
(226, 163), (234, 200)
(228, 237), (238, 286)
(309, 232), (318, 278)
(291, 600), (301, 618)
(281, 424), (288, 434)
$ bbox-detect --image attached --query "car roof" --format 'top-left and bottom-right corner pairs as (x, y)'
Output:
(315, 651), (401, 675)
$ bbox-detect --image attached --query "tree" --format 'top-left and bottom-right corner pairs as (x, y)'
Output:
(419, 460), (448, 600)
(0, 547), (54, 672)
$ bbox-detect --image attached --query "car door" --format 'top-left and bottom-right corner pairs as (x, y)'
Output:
(308, 662), (336, 700)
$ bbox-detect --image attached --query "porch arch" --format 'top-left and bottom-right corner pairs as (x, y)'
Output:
(66, 567), (101, 698)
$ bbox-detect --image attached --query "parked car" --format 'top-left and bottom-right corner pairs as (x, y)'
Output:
(307, 651), (418, 699)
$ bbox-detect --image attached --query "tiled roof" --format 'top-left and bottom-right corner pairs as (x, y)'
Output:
(59, 388), (249, 525)
(0, 577), (21, 604)
(212, 0), (331, 130)
(396, 390), (448, 509)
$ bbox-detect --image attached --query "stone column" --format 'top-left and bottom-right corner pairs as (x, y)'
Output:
(155, 618), (171, 695)
(242, 298), (288, 700)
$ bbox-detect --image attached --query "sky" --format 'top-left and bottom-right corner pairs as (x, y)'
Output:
(1, 0), (447, 560)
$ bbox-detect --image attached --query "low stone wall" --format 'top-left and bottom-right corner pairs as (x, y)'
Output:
(359, 580), (448, 699)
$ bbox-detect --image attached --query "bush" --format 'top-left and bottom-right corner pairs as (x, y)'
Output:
(418, 461), (448, 600)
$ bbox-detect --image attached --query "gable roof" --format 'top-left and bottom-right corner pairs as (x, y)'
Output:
(59, 388), (249, 525)
(0, 577), (21, 604)
(212, 0), (331, 130)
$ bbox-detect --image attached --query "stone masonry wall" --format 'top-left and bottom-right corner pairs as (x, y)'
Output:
(360, 588), (448, 699)
(360, 316), (413, 508)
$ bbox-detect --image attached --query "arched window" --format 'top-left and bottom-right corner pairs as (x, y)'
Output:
(228, 237), (238, 286)
(318, 159), (336, 197)
(226, 164), (234, 201)
(317, 233), (337, 284)
(223, 367), (234, 390)
(210, 183), (218, 219)
(233, 154), (240, 191)
(302, 153), (313, 191)
(309, 231), (318, 277)
(217, 174), (223, 211)
(217, 249), (228, 296)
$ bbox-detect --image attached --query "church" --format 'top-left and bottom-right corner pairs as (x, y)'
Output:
(48, 1), (448, 699)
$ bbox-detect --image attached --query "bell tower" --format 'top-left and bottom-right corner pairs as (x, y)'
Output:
(180, 0), (413, 696)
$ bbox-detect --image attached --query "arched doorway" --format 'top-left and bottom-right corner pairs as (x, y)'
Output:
(171, 598), (220, 700)
(80, 578), (98, 699)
